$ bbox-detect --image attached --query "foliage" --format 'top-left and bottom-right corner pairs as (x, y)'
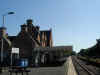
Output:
(78, 56), (100, 64)
(78, 39), (100, 58)
(63, 50), (76, 56)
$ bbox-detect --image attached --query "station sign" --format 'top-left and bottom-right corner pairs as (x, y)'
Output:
(12, 48), (19, 53)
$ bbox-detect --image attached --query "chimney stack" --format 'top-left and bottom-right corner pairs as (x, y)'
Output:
(27, 19), (33, 25)
(21, 24), (28, 32)
(0, 27), (7, 37)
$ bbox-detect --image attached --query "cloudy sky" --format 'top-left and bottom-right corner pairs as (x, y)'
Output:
(0, 0), (100, 52)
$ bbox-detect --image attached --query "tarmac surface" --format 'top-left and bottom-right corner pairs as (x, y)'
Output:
(0, 56), (77, 75)
(0, 66), (65, 75)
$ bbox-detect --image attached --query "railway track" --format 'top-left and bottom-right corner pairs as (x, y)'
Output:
(72, 56), (96, 75)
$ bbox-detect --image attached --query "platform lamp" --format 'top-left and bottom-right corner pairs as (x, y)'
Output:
(0, 12), (15, 66)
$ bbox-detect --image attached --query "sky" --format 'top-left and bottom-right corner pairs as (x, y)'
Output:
(0, 0), (100, 52)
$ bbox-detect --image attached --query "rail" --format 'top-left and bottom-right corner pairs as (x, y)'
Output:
(72, 56), (95, 75)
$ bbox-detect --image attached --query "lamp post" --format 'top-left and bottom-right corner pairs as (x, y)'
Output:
(2, 12), (15, 27)
(0, 12), (15, 66)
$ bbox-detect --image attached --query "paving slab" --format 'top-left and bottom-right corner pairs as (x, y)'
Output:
(0, 66), (65, 75)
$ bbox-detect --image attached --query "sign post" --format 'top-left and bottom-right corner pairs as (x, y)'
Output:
(11, 48), (19, 66)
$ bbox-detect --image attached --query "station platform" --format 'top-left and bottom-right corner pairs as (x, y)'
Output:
(64, 56), (77, 75)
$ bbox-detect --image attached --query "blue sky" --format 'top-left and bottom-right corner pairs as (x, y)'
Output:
(0, 0), (100, 52)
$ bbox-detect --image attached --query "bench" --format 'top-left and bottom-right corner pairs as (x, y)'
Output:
(9, 66), (31, 75)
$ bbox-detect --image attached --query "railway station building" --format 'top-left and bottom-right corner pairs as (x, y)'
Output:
(0, 19), (72, 66)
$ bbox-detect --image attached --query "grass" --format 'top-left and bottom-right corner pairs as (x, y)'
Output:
(77, 56), (100, 67)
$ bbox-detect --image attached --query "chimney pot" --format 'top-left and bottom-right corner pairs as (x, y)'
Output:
(21, 24), (28, 32)
(27, 19), (33, 25)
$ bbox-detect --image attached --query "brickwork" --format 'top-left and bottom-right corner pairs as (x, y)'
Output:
(0, 19), (53, 65)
